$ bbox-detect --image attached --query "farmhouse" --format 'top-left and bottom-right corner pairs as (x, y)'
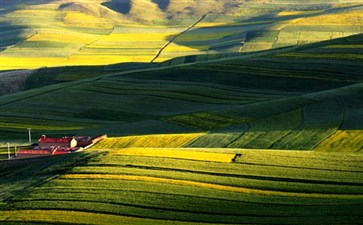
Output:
(38, 135), (77, 149)
(16, 134), (107, 158)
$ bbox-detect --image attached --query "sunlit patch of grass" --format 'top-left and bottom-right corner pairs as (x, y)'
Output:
(277, 10), (324, 17)
(63, 12), (114, 29)
(93, 133), (204, 149)
(314, 130), (363, 152)
(295, 11), (363, 26)
(108, 148), (235, 163)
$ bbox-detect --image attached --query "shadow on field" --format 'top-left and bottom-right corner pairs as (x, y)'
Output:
(0, 22), (29, 50)
(152, 0), (171, 11)
(0, 0), (54, 15)
(167, 4), (362, 53)
(0, 152), (103, 205)
(102, 0), (131, 14)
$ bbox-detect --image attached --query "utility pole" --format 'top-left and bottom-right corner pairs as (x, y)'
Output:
(14, 146), (17, 157)
(7, 143), (10, 159)
(27, 128), (32, 143)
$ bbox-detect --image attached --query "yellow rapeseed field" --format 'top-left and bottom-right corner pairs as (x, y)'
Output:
(63, 12), (113, 29)
(108, 148), (235, 163)
(0, 57), (66, 70)
(294, 11), (363, 26)
(94, 133), (205, 149)
(194, 22), (228, 28)
(67, 55), (153, 64)
(277, 10), (323, 17)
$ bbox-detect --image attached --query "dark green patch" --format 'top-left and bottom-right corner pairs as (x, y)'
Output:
(25, 66), (107, 90)
(166, 112), (248, 131)
(75, 109), (158, 122)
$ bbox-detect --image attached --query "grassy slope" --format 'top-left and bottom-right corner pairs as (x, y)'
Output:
(0, 4), (362, 224)
(0, 34), (362, 153)
(0, 149), (362, 225)
(1, 1), (362, 70)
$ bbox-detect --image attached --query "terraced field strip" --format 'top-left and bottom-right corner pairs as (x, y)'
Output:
(0, 148), (9, 160)
(247, 7), (363, 51)
(166, 112), (248, 131)
(227, 109), (303, 149)
(84, 79), (256, 104)
(233, 149), (363, 172)
(0, 210), (215, 225)
(314, 130), (363, 152)
(62, 174), (362, 199)
(93, 134), (204, 149)
(108, 148), (235, 163)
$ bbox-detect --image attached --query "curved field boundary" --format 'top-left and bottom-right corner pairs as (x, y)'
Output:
(150, 14), (209, 63)
(63, 174), (363, 199)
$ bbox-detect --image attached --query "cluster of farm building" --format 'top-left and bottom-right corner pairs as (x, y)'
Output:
(16, 134), (107, 158)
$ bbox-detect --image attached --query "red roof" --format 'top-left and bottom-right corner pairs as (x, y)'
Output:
(38, 135), (73, 143)
(52, 150), (71, 155)
(17, 149), (52, 155)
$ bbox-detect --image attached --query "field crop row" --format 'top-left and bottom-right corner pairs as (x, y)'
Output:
(107, 148), (235, 163)
(1, 148), (362, 224)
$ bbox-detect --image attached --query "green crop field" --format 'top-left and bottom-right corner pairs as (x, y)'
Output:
(1, 1), (363, 224)
(0, 33), (362, 150)
(0, 149), (362, 225)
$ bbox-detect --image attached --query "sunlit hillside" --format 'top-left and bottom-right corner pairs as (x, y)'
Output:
(1, 0), (362, 70)
(1, 34), (362, 153)
(0, 1), (363, 224)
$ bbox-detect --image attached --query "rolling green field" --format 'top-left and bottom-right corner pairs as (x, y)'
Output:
(1, 149), (362, 225)
(1, 34), (362, 151)
(1, 1), (363, 224)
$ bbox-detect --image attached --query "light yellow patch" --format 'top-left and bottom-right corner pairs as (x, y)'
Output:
(93, 133), (205, 149)
(277, 10), (323, 17)
(63, 12), (114, 29)
(109, 148), (234, 163)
